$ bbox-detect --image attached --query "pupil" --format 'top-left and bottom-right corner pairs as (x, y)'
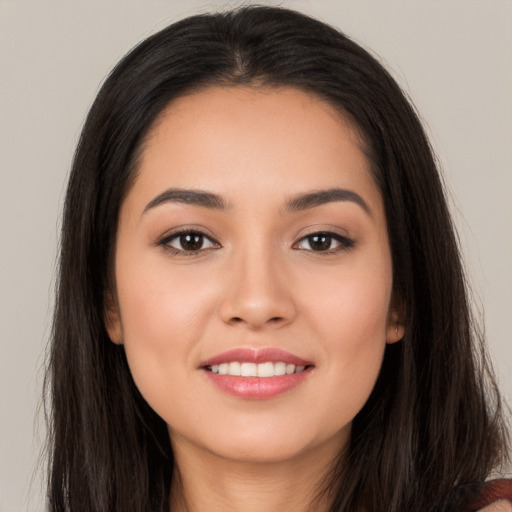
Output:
(181, 233), (203, 251)
(310, 234), (331, 251)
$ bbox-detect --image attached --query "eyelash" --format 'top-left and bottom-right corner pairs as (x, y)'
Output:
(157, 229), (355, 256)
(293, 231), (355, 254)
(158, 229), (220, 255)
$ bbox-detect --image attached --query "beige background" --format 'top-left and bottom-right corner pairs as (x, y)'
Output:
(1, 1), (511, 510)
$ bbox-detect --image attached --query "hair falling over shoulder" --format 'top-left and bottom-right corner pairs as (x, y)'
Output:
(44, 5), (510, 512)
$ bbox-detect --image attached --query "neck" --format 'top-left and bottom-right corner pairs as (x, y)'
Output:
(169, 434), (345, 512)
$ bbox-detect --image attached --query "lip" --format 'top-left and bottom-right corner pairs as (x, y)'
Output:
(200, 347), (311, 367)
(200, 348), (313, 400)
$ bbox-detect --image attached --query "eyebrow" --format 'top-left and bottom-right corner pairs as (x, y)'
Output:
(143, 188), (229, 213)
(143, 187), (371, 216)
(284, 188), (371, 215)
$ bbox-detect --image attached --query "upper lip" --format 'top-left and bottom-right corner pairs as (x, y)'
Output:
(200, 347), (312, 368)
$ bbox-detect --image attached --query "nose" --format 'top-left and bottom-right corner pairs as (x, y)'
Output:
(219, 246), (296, 330)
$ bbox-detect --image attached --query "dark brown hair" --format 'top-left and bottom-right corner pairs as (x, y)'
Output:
(46, 6), (510, 511)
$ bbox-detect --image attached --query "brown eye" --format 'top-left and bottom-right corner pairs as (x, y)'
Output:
(306, 234), (332, 251)
(295, 232), (354, 253)
(179, 233), (205, 251)
(160, 230), (218, 253)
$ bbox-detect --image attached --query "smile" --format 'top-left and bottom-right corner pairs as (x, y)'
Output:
(208, 361), (306, 377)
(201, 348), (313, 399)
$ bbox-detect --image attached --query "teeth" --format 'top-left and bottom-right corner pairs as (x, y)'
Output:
(241, 362), (257, 377)
(274, 362), (286, 376)
(209, 362), (307, 377)
(257, 362), (274, 377)
(228, 361), (241, 376)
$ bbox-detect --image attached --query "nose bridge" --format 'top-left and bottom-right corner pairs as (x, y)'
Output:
(220, 237), (294, 328)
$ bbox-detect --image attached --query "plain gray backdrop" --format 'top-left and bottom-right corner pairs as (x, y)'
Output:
(1, 1), (511, 510)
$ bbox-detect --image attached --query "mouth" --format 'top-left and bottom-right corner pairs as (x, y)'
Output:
(206, 361), (309, 377)
(200, 348), (314, 399)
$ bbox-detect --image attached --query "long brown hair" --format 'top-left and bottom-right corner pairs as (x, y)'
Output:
(46, 6), (510, 511)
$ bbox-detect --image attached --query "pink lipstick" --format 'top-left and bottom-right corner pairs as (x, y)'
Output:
(200, 348), (313, 399)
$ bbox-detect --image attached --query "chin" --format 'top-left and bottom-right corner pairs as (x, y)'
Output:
(170, 415), (351, 467)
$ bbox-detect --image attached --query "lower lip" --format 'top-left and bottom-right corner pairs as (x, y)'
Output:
(203, 368), (312, 399)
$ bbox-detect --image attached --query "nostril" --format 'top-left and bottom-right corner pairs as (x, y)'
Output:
(228, 316), (284, 326)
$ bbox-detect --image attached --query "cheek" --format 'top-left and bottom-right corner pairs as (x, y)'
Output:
(114, 253), (218, 408)
(116, 251), (218, 341)
(304, 256), (392, 343)
(299, 258), (392, 410)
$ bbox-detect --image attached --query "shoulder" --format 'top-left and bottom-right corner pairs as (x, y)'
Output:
(466, 479), (512, 512)
(477, 501), (512, 512)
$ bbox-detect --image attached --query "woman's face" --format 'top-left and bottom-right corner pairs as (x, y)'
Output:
(107, 86), (403, 464)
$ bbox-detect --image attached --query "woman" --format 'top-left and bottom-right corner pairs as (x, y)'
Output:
(45, 6), (511, 511)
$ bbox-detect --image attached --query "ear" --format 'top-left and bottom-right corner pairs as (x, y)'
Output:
(104, 290), (123, 345)
(386, 292), (405, 344)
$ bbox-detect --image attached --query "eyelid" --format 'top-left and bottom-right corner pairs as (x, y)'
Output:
(156, 225), (221, 255)
(292, 226), (355, 254)
(294, 224), (350, 239)
(154, 224), (354, 256)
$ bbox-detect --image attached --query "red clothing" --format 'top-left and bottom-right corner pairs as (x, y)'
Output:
(463, 479), (512, 511)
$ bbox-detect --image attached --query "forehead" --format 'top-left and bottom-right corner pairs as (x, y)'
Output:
(128, 85), (381, 214)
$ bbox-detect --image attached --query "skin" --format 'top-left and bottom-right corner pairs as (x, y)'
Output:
(480, 503), (512, 512)
(106, 86), (406, 511)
